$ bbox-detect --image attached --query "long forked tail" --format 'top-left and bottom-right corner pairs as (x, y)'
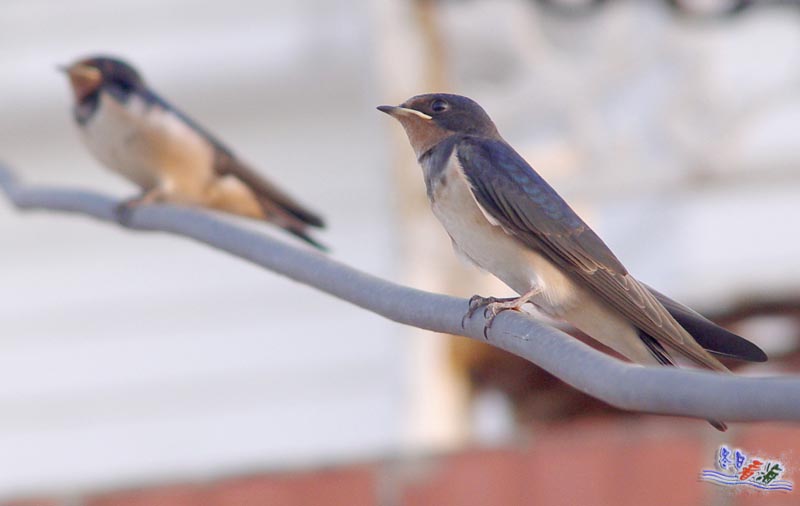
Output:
(255, 195), (328, 251)
(637, 284), (767, 433)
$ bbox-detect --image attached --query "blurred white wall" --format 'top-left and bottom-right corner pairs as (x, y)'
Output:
(0, 0), (417, 498)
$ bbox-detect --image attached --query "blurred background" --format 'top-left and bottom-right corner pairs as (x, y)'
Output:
(1, 0), (799, 504)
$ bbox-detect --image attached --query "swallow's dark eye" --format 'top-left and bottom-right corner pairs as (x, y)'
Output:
(431, 99), (449, 113)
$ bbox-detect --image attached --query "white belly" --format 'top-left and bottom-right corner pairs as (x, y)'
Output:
(428, 154), (579, 315)
(79, 92), (215, 199)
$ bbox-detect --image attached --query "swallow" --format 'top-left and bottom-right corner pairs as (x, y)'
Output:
(379, 93), (767, 431)
(60, 55), (326, 249)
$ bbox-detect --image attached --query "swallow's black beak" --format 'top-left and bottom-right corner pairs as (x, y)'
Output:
(376, 105), (432, 120)
(377, 105), (398, 115)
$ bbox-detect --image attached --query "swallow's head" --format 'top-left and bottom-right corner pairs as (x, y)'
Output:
(59, 56), (144, 104)
(377, 93), (498, 157)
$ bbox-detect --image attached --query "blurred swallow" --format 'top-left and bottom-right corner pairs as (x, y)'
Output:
(60, 55), (326, 249)
(379, 93), (767, 431)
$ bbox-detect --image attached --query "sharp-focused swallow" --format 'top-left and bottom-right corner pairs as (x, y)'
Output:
(379, 93), (767, 431)
(61, 55), (326, 249)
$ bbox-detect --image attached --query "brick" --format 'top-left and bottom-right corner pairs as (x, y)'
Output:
(208, 465), (376, 506)
(401, 449), (525, 506)
(86, 484), (203, 506)
(519, 418), (711, 506)
(521, 420), (626, 506)
(607, 430), (706, 506)
(1, 499), (62, 506)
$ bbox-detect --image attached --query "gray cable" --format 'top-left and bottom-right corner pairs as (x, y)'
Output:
(2, 165), (798, 424)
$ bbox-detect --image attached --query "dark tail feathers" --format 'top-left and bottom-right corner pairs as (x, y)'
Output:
(646, 285), (767, 363)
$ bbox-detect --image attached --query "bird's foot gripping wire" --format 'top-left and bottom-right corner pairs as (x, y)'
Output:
(113, 188), (164, 225)
(113, 199), (139, 225)
(461, 287), (542, 339)
(461, 294), (530, 339)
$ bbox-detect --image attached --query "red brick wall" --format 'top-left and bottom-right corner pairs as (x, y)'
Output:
(6, 418), (798, 506)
